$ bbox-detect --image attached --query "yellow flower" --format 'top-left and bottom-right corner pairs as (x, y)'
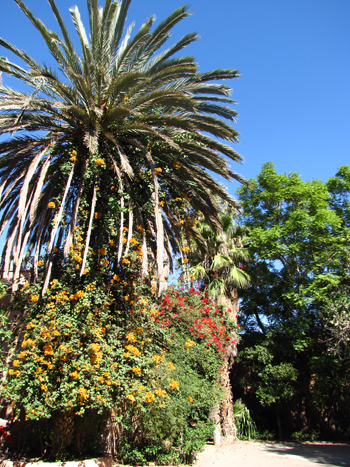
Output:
(70, 371), (79, 379)
(95, 212), (102, 219)
(167, 362), (175, 371)
(72, 150), (77, 156)
(132, 367), (141, 374)
(78, 387), (89, 401)
(183, 258), (189, 264)
(74, 290), (85, 300)
(152, 355), (161, 363)
(70, 155), (78, 162)
(85, 283), (96, 292)
(13, 360), (20, 367)
(95, 158), (105, 166)
(185, 340), (195, 348)
(188, 396), (193, 403)
(38, 260), (44, 267)
(155, 167), (162, 173)
(126, 394), (135, 403)
(23, 281), (29, 288)
(113, 274), (119, 281)
(98, 247), (107, 255)
(144, 392), (155, 403)
(41, 383), (47, 392)
(122, 258), (130, 265)
(126, 332), (137, 342)
(109, 239), (115, 246)
(30, 294), (39, 302)
(155, 389), (167, 398)
(124, 296), (129, 301)
(169, 379), (179, 390)
(176, 197), (182, 202)
(43, 343), (54, 355)
(125, 345), (140, 356)
(50, 278), (58, 288)
(47, 201), (55, 209)
(90, 343), (100, 352)
(83, 268), (89, 275)
(123, 352), (130, 358)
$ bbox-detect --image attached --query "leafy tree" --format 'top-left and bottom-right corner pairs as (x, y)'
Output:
(0, 0), (246, 294)
(238, 162), (350, 334)
(234, 163), (350, 439)
(327, 165), (350, 227)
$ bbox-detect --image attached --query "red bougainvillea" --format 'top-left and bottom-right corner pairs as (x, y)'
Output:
(152, 285), (238, 354)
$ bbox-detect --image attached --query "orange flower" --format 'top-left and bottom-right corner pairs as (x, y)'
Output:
(188, 396), (193, 403)
(144, 392), (155, 403)
(47, 201), (55, 209)
(95, 158), (105, 166)
(169, 379), (179, 389)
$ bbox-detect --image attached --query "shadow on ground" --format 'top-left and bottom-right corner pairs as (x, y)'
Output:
(258, 442), (350, 466)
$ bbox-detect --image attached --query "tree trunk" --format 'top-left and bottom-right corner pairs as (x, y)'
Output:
(216, 290), (239, 442)
(220, 360), (236, 440)
(276, 404), (283, 441)
(51, 409), (75, 456)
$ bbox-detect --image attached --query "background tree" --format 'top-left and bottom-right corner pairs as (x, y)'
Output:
(233, 163), (350, 439)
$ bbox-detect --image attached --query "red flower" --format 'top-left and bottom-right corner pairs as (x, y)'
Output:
(189, 287), (195, 293)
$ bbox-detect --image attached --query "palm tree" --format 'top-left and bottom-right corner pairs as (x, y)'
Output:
(0, 0), (246, 293)
(186, 208), (249, 440)
(187, 209), (250, 305)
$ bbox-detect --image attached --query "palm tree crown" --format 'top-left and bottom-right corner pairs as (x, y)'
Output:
(0, 0), (246, 292)
(187, 209), (250, 299)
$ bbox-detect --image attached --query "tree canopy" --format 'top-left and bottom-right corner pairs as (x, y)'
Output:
(234, 163), (350, 439)
(0, 0), (246, 293)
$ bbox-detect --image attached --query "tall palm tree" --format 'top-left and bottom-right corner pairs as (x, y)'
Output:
(186, 209), (249, 440)
(0, 0), (246, 293)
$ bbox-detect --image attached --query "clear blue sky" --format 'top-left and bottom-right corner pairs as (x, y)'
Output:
(1, 0), (350, 201)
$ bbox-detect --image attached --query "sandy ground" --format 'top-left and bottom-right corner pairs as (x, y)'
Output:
(194, 441), (350, 467)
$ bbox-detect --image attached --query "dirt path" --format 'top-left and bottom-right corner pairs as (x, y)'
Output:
(194, 441), (350, 467)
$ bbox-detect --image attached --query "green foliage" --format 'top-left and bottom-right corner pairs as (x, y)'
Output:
(235, 163), (350, 439)
(238, 339), (297, 407)
(233, 400), (257, 440)
(1, 265), (228, 460)
(187, 209), (250, 298)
